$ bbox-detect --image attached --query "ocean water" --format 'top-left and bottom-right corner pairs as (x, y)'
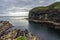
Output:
(0, 16), (60, 40)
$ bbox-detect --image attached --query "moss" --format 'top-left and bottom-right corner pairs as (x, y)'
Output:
(17, 36), (26, 40)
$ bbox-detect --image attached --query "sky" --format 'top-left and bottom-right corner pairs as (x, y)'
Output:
(0, 0), (60, 16)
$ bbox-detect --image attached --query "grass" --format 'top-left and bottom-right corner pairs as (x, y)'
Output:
(17, 36), (26, 40)
(31, 6), (49, 11)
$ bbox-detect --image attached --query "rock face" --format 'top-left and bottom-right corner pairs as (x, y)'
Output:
(29, 2), (60, 22)
(29, 2), (60, 29)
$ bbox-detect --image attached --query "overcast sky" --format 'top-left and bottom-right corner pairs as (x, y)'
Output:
(0, 0), (60, 16)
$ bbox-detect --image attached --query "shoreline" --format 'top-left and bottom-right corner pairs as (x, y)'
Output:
(26, 18), (60, 30)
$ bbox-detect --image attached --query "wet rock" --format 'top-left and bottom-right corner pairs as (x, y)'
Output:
(0, 21), (13, 37)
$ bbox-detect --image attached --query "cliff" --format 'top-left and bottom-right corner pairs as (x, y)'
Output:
(29, 2), (60, 22)
(29, 2), (60, 29)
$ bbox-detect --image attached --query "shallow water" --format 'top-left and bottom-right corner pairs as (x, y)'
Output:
(0, 16), (60, 40)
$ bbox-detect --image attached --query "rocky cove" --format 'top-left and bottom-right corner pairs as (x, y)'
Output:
(0, 2), (60, 40)
(29, 2), (60, 30)
(0, 17), (60, 40)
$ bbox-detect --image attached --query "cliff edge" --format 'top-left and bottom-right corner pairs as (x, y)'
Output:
(29, 2), (60, 30)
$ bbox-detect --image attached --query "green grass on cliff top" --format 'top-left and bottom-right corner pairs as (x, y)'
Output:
(32, 6), (49, 11)
(49, 2), (60, 9)
(31, 2), (60, 11)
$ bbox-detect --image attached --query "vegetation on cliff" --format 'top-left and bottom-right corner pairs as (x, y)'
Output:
(31, 6), (49, 11)
(49, 2), (60, 10)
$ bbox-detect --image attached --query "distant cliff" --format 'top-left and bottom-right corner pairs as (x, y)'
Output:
(29, 2), (60, 23)
(29, 2), (60, 29)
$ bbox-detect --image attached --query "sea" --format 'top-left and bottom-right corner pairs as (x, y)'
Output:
(0, 16), (60, 40)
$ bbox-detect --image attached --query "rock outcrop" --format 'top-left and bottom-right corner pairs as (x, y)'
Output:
(0, 29), (40, 40)
(0, 21), (13, 37)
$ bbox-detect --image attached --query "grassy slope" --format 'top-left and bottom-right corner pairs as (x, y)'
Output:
(49, 2), (60, 8)
(31, 2), (60, 11)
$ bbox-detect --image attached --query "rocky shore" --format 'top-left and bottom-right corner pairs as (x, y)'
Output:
(0, 21), (40, 40)
(0, 29), (40, 40)
(0, 21), (13, 37)
(28, 19), (60, 30)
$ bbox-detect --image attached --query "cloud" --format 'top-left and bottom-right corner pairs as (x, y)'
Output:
(56, 0), (60, 1)
(0, 0), (60, 16)
(39, 1), (45, 3)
